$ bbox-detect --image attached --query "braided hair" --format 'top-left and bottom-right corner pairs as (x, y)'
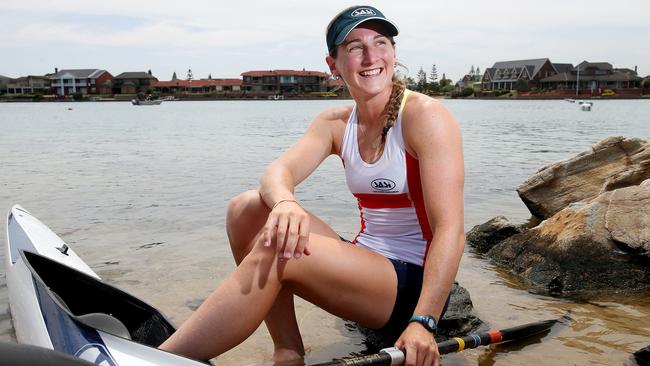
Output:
(379, 75), (406, 145)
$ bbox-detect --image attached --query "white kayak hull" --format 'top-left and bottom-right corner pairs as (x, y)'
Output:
(5, 205), (208, 366)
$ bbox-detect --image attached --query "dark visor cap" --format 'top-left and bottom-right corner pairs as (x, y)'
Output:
(326, 6), (399, 53)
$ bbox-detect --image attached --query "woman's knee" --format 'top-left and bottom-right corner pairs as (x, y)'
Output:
(227, 190), (269, 260)
(227, 190), (265, 218)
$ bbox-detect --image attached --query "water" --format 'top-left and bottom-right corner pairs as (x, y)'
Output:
(0, 99), (649, 365)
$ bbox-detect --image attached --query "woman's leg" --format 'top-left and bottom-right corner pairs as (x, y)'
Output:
(159, 194), (397, 361)
(225, 190), (352, 361)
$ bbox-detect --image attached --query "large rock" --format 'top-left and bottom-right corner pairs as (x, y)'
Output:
(517, 136), (650, 219)
(486, 180), (650, 296)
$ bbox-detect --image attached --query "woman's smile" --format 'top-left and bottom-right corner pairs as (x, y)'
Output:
(359, 68), (383, 77)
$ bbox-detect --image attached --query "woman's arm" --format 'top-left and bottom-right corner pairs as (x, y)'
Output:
(397, 94), (465, 366)
(258, 106), (350, 259)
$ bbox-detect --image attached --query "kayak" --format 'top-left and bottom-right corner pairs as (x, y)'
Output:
(5, 205), (208, 366)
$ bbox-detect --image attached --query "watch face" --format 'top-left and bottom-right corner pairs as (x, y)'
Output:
(427, 318), (435, 328)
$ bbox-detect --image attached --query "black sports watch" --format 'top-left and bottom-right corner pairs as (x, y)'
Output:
(409, 315), (437, 333)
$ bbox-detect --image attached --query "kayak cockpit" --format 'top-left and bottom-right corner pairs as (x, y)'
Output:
(21, 250), (176, 347)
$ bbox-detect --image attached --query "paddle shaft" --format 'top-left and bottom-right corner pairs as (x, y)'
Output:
(312, 318), (559, 366)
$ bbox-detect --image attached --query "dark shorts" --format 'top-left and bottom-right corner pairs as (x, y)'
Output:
(377, 258), (451, 342)
(338, 237), (450, 343)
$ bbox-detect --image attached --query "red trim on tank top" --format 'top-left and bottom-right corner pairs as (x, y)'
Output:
(352, 199), (366, 244)
(354, 193), (412, 209)
(405, 151), (433, 265)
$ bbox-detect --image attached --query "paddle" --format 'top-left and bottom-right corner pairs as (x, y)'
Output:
(312, 316), (563, 366)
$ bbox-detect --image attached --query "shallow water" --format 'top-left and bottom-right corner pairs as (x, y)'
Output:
(0, 99), (649, 365)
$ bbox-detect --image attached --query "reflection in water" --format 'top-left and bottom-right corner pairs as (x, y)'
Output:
(0, 100), (649, 365)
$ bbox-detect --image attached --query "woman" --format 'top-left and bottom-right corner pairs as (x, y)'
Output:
(159, 6), (464, 366)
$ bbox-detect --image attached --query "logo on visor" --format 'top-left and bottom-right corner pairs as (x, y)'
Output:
(371, 178), (396, 192)
(351, 8), (376, 17)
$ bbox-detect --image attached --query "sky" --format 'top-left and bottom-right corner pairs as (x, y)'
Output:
(1, 0), (649, 82)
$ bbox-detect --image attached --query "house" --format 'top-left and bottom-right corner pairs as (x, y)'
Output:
(241, 70), (328, 94)
(154, 79), (242, 95)
(482, 58), (557, 91)
(540, 61), (642, 95)
(455, 65), (482, 91)
(109, 72), (158, 94)
(5, 75), (50, 95)
(0, 74), (12, 93)
(49, 69), (113, 96)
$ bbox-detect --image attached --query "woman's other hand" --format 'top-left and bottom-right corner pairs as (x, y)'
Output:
(262, 199), (311, 259)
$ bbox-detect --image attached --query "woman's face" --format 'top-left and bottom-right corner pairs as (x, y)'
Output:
(327, 22), (396, 98)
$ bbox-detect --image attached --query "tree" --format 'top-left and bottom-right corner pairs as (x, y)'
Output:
(208, 73), (212, 79)
(430, 64), (438, 84)
(172, 72), (178, 81)
(416, 67), (427, 91)
(440, 73), (452, 87)
(187, 68), (193, 81)
(405, 76), (417, 89)
(515, 78), (529, 92)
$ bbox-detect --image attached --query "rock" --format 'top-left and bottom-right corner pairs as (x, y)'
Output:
(516, 136), (650, 219)
(356, 282), (483, 350)
(466, 216), (522, 253)
(486, 181), (650, 296)
(605, 179), (650, 258)
(634, 345), (650, 366)
(436, 283), (483, 338)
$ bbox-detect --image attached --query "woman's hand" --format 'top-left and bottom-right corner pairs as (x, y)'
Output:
(395, 322), (440, 366)
(261, 200), (311, 259)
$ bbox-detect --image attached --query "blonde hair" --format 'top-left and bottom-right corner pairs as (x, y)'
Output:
(379, 74), (406, 145)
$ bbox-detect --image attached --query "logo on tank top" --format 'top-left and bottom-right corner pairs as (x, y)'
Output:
(371, 178), (396, 192)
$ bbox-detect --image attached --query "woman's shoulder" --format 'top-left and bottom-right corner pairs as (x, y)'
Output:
(314, 104), (354, 126)
(401, 91), (461, 154)
(403, 90), (448, 116)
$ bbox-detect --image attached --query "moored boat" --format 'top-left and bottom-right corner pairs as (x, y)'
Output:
(131, 99), (162, 105)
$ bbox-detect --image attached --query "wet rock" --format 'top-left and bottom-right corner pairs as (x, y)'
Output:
(466, 216), (522, 253)
(357, 282), (483, 349)
(436, 283), (483, 338)
(486, 181), (650, 296)
(516, 136), (650, 219)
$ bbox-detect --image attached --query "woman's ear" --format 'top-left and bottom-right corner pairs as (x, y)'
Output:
(325, 55), (337, 76)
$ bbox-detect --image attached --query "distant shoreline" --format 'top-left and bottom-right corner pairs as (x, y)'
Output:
(1, 95), (649, 103)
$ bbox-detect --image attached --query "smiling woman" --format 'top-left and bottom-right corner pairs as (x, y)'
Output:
(158, 6), (465, 366)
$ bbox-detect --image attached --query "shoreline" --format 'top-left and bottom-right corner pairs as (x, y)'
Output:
(1, 93), (649, 103)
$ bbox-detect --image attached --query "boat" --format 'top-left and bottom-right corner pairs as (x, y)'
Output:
(578, 100), (593, 111)
(5, 205), (208, 365)
(131, 99), (162, 105)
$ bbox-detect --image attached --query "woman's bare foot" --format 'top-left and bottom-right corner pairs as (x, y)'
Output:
(271, 348), (305, 366)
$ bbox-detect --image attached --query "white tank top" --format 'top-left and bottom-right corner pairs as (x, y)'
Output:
(340, 90), (432, 266)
